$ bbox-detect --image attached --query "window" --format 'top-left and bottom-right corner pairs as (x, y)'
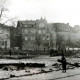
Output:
(2, 41), (4, 46)
(39, 23), (44, 28)
(25, 30), (28, 34)
(31, 37), (35, 40)
(25, 37), (28, 40)
(43, 37), (45, 40)
(39, 30), (41, 34)
(47, 35), (50, 40)
(43, 30), (45, 34)
(6, 34), (10, 38)
(5, 41), (7, 46)
(31, 29), (36, 34)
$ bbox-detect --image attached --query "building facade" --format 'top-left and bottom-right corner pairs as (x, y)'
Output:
(0, 24), (10, 49)
(51, 23), (71, 51)
(16, 19), (80, 51)
(47, 23), (56, 50)
(10, 27), (17, 48)
(17, 18), (50, 50)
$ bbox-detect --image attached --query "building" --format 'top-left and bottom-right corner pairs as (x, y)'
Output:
(10, 27), (17, 48)
(42, 23), (80, 50)
(47, 23), (56, 50)
(16, 19), (80, 51)
(70, 25), (80, 47)
(17, 18), (50, 50)
(0, 24), (10, 49)
(51, 23), (72, 51)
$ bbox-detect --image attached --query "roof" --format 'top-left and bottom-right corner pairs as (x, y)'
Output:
(17, 20), (38, 28)
(0, 23), (11, 31)
(17, 18), (47, 28)
(73, 25), (80, 32)
(52, 23), (72, 32)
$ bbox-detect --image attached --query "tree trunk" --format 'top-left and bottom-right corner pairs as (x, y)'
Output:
(38, 45), (40, 50)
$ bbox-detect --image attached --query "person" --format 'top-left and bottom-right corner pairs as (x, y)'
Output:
(49, 49), (54, 57)
(61, 54), (66, 73)
(9, 49), (12, 57)
(43, 48), (45, 55)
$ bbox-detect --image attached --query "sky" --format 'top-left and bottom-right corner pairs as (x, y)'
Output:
(4, 0), (80, 27)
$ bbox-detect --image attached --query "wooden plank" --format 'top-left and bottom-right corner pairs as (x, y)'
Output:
(0, 63), (45, 68)
(57, 59), (80, 67)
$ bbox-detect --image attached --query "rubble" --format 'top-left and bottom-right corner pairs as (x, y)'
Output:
(0, 55), (80, 80)
(10, 74), (15, 78)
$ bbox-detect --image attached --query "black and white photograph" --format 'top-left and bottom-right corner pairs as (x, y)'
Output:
(0, 0), (80, 80)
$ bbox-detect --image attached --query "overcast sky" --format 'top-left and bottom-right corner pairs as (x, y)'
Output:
(6, 0), (80, 27)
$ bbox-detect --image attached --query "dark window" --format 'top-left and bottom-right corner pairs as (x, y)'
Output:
(2, 41), (4, 46)
(5, 41), (7, 46)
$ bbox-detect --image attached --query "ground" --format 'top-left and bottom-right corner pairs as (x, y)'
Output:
(0, 55), (80, 80)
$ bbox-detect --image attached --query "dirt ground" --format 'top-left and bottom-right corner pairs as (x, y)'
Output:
(0, 55), (80, 80)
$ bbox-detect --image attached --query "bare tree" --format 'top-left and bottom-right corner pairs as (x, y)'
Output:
(0, 0), (8, 19)
(0, 0), (17, 51)
(0, 0), (17, 27)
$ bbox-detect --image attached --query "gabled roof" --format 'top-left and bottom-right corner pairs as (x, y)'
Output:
(0, 23), (11, 31)
(17, 18), (47, 28)
(17, 20), (38, 28)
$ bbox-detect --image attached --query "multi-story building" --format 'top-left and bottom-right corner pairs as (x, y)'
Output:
(51, 23), (72, 51)
(70, 25), (80, 47)
(47, 23), (56, 50)
(17, 18), (50, 50)
(16, 19), (80, 51)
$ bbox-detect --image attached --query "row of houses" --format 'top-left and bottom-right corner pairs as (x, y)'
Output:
(1, 18), (80, 51)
